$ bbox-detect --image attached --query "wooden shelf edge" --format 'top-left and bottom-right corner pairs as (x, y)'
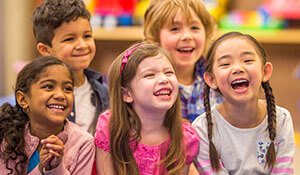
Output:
(93, 27), (300, 44)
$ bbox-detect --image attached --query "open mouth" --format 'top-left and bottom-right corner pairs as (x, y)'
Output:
(154, 89), (172, 97)
(177, 47), (194, 53)
(231, 79), (249, 89)
(47, 104), (66, 111)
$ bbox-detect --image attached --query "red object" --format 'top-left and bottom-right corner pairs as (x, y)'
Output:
(264, 0), (300, 19)
(94, 0), (138, 16)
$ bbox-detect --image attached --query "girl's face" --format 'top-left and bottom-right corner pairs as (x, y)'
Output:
(159, 9), (206, 71)
(204, 37), (272, 104)
(22, 65), (74, 128)
(123, 54), (178, 116)
(45, 17), (96, 72)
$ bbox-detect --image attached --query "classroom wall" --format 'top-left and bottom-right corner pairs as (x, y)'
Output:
(0, 0), (4, 96)
(2, 0), (35, 96)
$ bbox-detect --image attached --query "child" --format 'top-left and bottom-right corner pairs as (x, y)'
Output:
(192, 32), (295, 174)
(144, 0), (223, 122)
(32, 0), (109, 134)
(0, 56), (95, 174)
(94, 42), (200, 174)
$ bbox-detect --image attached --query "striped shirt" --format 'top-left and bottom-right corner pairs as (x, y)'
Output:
(192, 104), (295, 174)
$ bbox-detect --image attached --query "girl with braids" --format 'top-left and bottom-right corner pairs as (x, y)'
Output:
(0, 56), (95, 174)
(94, 42), (200, 175)
(192, 32), (295, 174)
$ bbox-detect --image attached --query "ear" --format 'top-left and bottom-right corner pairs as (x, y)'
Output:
(122, 88), (133, 103)
(262, 62), (273, 82)
(37, 42), (51, 56)
(204, 72), (217, 89)
(16, 90), (29, 109)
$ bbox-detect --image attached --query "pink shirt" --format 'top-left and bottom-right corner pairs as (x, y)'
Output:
(94, 110), (200, 175)
(0, 120), (95, 175)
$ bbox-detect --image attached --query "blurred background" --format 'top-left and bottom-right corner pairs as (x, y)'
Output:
(1, 1), (300, 167)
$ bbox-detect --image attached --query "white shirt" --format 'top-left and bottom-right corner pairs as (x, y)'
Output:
(74, 76), (96, 133)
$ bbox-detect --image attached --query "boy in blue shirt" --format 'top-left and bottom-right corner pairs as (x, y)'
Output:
(32, 0), (109, 134)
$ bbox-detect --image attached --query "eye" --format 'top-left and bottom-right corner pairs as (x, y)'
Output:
(244, 59), (254, 63)
(84, 33), (92, 39)
(64, 85), (74, 93)
(191, 25), (200, 30)
(170, 27), (179, 32)
(219, 63), (230, 67)
(165, 70), (175, 76)
(63, 37), (74, 42)
(143, 73), (155, 78)
(42, 84), (54, 90)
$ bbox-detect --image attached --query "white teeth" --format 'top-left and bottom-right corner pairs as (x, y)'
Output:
(154, 90), (171, 96)
(48, 104), (65, 110)
(178, 48), (193, 52)
(232, 79), (248, 84)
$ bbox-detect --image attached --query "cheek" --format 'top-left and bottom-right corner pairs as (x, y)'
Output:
(213, 70), (228, 85)
(67, 94), (74, 104)
(159, 32), (176, 50)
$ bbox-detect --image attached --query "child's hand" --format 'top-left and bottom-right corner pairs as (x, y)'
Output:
(39, 134), (68, 171)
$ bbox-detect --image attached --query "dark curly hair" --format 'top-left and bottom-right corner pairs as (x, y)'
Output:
(0, 56), (73, 174)
(32, 0), (91, 46)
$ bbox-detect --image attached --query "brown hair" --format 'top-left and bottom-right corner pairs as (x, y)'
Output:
(0, 56), (73, 174)
(32, 0), (91, 46)
(144, 0), (216, 54)
(107, 42), (185, 174)
(204, 31), (277, 171)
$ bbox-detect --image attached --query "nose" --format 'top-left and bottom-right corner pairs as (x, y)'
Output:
(158, 74), (169, 84)
(75, 38), (88, 50)
(232, 63), (244, 75)
(53, 88), (66, 101)
(181, 29), (192, 41)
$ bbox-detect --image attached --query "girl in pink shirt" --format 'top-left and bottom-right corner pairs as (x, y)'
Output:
(94, 42), (199, 175)
(0, 56), (95, 174)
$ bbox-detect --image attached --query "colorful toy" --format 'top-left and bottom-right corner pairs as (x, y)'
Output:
(219, 6), (285, 30)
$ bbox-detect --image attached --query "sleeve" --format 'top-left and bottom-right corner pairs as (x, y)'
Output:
(94, 110), (111, 152)
(192, 115), (229, 175)
(271, 108), (295, 175)
(182, 122), (200, 164)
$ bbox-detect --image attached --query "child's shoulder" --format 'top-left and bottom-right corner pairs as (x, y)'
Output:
(182, 120), (200, 144)
(66, 120), (94, 140)
(275, 105), (293, 127)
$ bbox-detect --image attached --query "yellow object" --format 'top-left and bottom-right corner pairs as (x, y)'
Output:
(295, 132), (300, 146)
(83, 0), (95, 14)
(204, 0), (228, 22)
(133, 0), (150, 25)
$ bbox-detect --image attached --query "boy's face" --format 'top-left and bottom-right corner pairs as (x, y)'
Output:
(159, 9), (205, 71)
(46, 17), (95, 72)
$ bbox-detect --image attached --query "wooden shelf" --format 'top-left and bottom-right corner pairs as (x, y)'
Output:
(93, 27), (300, 44)
(93, 26), (144, 41)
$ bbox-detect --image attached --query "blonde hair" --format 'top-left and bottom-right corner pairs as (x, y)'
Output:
(108, 42), (185, 175)
(144, 0), (216, 54)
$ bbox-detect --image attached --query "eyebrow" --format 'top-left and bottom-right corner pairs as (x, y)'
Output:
(240, 51), (256, 56)
(216, 51), (256, 62)
(39, 79), (73, 85)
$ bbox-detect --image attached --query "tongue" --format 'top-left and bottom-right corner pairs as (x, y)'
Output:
(233, 84), (248, 93)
